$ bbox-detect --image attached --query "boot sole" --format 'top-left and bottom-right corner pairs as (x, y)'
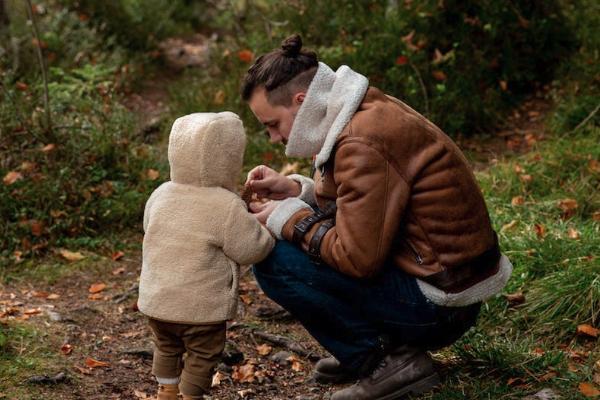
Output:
(377, 372), (441, 400)
(313, 370), (358, 384)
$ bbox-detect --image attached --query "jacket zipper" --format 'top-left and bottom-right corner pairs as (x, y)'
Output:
(405, 239), (423, 265)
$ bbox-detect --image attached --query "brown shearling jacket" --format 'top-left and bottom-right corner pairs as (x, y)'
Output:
(282, 87), (499, 291)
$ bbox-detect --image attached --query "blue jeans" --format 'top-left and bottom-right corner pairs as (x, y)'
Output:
(253, 240), (480, 371)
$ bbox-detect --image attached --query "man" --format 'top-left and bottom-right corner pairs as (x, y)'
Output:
(242, 34), (512, 400)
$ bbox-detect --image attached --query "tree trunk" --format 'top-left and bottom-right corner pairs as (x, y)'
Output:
(0, 0), (9, 29)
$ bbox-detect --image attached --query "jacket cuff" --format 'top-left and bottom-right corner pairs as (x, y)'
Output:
(266, 198), (313, 240)
(288, 174), (316, 205)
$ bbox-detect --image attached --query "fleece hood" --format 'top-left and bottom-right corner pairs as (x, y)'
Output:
(168, 112), (246, 191)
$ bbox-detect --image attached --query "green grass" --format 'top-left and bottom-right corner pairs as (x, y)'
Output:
(0, 323), (69, 399)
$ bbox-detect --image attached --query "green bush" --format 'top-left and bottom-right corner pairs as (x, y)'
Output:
(263, 0), (577, 134)
(0, 3), (162, 262)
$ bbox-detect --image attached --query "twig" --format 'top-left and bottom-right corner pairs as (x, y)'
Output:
(567, 102), (600, 134)
(409, 60), (429, 116)
(24, 0), (52, 134)
(252, 330), (320, 361)
(112, 283), (138, 304)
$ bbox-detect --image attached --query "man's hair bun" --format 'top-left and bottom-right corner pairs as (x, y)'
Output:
(281, 34), (302, 57)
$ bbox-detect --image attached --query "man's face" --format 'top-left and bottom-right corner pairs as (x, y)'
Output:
(248, 87), (303, 145)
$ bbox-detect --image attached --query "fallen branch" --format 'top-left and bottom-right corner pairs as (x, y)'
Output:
(25, 372), (68, 385)
(251, 330), (320, 361)
(112, 283), (138, 304)
(121, 347), (153, 358)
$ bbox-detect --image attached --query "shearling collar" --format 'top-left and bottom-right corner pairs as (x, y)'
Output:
(285, 62), (369, 168)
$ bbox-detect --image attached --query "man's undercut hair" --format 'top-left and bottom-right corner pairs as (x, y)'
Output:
(241, 34), (318, 106)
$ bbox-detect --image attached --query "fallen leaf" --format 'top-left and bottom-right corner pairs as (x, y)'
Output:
(41, 143), (56, 153)
(32, 290), (49, 298)
(61, 344), (73, 355)
(85, 357), (110, 368)
(88, 293), (104, 301)
(432, 70), (447, 81)
(47, 293), (60, 300)
(133, 389), (148, 398)
(594, 372), (600, 385)
(211, 371), (226, 387)
(239, 294), (253, 305)
(520, 174), (533, 183)
(88, 283), (106, 294)
(111, 251), (125, 261)
(289, 356), (303, 372)
(589, 159), (600, 173)
(504, 291), (525, 306)
(146, 169), (160, 180)
(501, 220), (518, 231)
(238, 50), (253, 63)
(558, 199), (578, 219)
(16, 81), (28, 91)
(507, 377), (525, 386)
(3, 171), (23, 185)
(232, 363), (255, 383)
(539, 371), (557, 381)
(594, 212), (600, 222)
(577, 324), (600, 338)
(59, 249), (85, 262)
(568, 228), (580, 240)
(213, 90), (225, 105)
(256, 344), (272, 356)
(395, 55), (409, 65)
(23, 308), (42, 315)
(112, 267), (126, 275)
(30, 220), (43, 237)
(511, 196), (525, 206)
(579, 382), (600, 397)
(534, 224), (546, 238)
(514, 164), (525, 175)
(499, 80), (508, 91)
(73, 365), (92, 375)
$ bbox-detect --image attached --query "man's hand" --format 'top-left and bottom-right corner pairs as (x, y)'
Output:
(246, 165), (301, 200)
(249, 200), (280, 225)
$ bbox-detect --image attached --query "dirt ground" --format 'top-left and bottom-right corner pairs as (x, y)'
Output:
(1, 246), (344, 399)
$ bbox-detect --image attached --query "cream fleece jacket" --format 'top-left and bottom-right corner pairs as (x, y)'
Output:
(139, 112), (275, 324)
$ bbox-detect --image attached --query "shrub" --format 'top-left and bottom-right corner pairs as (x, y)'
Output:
(262, 0), (577, 134)
(0, 3), (161, 262)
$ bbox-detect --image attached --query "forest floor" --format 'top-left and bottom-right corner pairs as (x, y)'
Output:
(1, 81), (597, 400)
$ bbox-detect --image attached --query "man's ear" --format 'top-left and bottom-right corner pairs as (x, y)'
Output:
(293, 92), (306, 105)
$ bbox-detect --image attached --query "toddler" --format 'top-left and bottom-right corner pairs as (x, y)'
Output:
(139, 112), (274, 399)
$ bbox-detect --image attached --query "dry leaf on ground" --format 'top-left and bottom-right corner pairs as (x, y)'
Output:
(111, 251), (125, 261)
(84, 357), (110, 368)
(146, 169), (160, 180)
(577, 324), (600, 338)
(88, 283), (106, 294)
(3, 171), (23, 185)
(579, 382), (600, 397)
(232, 363), (255, 383)
(59, 249), (85, 262)
(61, 344), (73, 355)
(256, 344), (272, 356)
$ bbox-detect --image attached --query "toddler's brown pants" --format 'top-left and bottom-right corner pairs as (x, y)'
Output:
(148, 318), (226, 397)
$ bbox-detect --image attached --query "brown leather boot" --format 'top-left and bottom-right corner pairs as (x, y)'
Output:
(331, 346), (440, 400)
(313, 356), (359, 383)
(156, 383), (179, 400)
(181, 395), (204, 400)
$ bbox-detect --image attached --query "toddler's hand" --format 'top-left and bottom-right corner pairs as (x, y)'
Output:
(249, 200), (280, 225)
